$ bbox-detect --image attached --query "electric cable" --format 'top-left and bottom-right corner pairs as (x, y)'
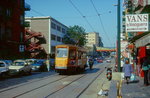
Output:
(69, 0), (95, 31)
(90, 0), (113, 46)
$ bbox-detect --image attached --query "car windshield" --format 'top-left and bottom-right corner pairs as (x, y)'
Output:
(13, 62), (25, 66)
(0, 62), (5, 67)
(56, 48), (68, 58)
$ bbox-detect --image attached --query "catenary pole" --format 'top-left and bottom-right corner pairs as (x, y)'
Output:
(117, 0), (121, 72)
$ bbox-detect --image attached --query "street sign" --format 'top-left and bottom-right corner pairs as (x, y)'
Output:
(125, 14), (149, 32)
(19, 45), (25, 52)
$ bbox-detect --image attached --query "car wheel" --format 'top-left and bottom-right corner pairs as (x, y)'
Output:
(19, 71), (24, 76)
(28, 69), (32, 75)
(0, 73), (5, 79)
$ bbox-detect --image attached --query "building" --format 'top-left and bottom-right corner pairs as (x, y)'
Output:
(123, 0), (150, 76)
(85, 32), (101, 47)
(0, 0), (30, 59)
(25, 16), (68, 58)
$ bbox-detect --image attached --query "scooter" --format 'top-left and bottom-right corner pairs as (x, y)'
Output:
(106, 67), (112, 81)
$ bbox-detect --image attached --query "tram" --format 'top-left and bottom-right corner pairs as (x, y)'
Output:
(55, 44), (87, 74)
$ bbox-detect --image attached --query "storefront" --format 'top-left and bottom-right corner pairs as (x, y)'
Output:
(134, 32), (150, 77)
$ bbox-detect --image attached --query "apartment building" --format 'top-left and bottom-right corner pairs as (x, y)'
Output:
(25, 16), (68, 56)
(0, 0), (30, 59)
(85, 32), (101, 47)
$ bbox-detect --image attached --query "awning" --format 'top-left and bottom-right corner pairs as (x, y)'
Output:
(135, 33), (150, 48)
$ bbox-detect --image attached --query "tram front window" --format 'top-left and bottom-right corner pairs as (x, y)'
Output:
(56, 48), (68, 57)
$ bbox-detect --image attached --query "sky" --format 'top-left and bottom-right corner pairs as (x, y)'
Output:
(25, 0), (123, 47)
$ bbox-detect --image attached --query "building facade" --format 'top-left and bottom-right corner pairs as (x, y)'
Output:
(123, 0), (150, 76)
(85, 32), (101, 47)
(25, 16), (68, 57)
(0, 0), (30, 59)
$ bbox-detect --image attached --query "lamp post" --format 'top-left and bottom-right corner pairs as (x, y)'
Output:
(117, 0), (121, 72)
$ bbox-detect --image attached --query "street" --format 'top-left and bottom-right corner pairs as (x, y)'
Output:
(0, 60), (114, 98)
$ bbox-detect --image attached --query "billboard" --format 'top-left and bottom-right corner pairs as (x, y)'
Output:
(125, 14), (149, 32)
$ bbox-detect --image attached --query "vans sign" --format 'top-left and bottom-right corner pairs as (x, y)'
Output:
(125, 14), (149, 32)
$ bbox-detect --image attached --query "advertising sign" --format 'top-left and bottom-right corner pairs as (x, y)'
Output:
(121, 41), (129, 58)
(126, 14), (149, 32)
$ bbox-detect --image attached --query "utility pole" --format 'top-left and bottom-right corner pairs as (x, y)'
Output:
(117, 0), (121, 72)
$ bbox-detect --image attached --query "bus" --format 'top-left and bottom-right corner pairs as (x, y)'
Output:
(55, 44), (87, 74)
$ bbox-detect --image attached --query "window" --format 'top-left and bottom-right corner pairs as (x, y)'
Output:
(57, 36), (61, 42)
(51, 22), (56, 29)
(78, 52), (82, 59)
(20, 15), (24, 25)
(51, 34), (56, 40)
(69, 49), (76, 60)
(62, 28), (66, 33)
(6, 9), (11, 17)
(56, 48), (68, 57)
(0, 62), (5, 67)
(57, 25), (61, 31)
(20, 32), (23, 42)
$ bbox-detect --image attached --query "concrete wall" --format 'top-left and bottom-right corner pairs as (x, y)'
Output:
(30, 18), (50, 54)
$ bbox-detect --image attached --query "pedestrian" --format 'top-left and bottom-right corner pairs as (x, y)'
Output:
(142, 57), (149, 86)
(88, 58), (94, 70)
(123, 58), (133, 84)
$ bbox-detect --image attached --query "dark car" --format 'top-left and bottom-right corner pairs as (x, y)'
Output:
(31, 59), (47, 72)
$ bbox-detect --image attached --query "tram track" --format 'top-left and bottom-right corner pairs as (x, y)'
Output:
(45, 65), (107, 98)
(0, 62), (111, 98)
(0, 73), (67, 93)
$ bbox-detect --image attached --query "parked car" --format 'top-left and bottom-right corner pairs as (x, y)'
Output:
(97, 58), (103, 63)
(9, 60), (32, 76)
(0, 60), (13, 66)
(30, 59), (47, 72)
(0, 61), (9, 78)
(106, 59), (111, 63)
(50, 59), (55, 69)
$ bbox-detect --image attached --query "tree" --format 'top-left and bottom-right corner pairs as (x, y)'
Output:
(63, 25), (86, 46)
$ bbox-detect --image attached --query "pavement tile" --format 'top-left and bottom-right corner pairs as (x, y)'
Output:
(121, 77), (150, 98)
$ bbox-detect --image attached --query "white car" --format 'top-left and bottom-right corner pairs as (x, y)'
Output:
(0, 61), (9, 78)
(106, 59), (111, 63)
(9, 60), (32, 76)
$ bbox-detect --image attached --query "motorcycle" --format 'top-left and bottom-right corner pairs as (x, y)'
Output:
(106, 67), (112, 81)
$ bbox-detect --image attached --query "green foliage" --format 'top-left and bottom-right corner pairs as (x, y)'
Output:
(63, 25), (87, 46)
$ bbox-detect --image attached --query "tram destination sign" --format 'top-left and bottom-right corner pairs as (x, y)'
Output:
(125, 14), (149, 32)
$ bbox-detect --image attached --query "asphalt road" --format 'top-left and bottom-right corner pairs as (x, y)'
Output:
(0, 59), (114, 98)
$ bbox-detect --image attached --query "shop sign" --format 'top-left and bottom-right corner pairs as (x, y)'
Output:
(126, 14), (149, 32)
(135, 33), (150, 48)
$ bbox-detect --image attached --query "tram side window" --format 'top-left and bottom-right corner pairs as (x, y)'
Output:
(82, 53), (87, 59)
(78, 52), (82, 59)
(69, 50), (76, 60)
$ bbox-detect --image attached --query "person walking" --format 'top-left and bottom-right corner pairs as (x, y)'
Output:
(142, 57), (149, 86)
(88, 58), (94, 70)
(123, 58), (133, 84)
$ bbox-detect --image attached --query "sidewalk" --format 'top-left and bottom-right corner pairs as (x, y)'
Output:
(121, 76), (150, 98)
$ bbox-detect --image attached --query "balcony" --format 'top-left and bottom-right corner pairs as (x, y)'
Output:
(25, 3), (31, 11)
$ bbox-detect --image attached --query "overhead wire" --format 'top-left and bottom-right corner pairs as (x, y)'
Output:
(90, 0), (113, 46)
(68, 0), (95, 31)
